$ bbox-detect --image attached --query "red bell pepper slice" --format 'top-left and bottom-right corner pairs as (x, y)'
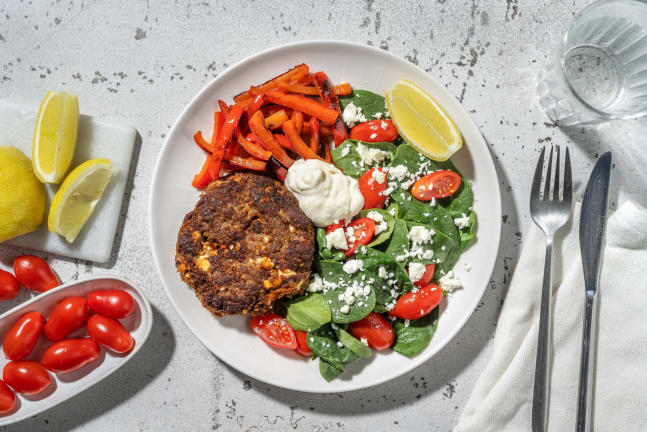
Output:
(192, 155), (213, 189)
(311, 71), (349, 147)
(235, 130), (272, 160)
(249, 110), (294, 168)
(309, 117), (320, 154)
(283, 120), (323, 161)
(224, 155), (267, 171)
(263, 90), (339, 124)
(274, 133), (295, 152)
(210, 111), (224, 148)
(194, 131), (213, 153)
(234, 64), (310, 107)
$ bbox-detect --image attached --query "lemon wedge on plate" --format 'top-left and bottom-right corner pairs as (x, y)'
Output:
(32, 91), (80, 183)
(48, 158), (113, 243)
(385, 79), (462, 161)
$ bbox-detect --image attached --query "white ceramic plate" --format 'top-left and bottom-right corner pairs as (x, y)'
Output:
(149, 41), (501, 393)
(0, 276), (152, 425)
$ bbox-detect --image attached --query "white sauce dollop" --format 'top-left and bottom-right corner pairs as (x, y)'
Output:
(285, 159), (364, 227)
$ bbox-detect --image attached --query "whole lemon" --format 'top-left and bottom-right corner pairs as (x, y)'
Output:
(0, 147), (46, 242)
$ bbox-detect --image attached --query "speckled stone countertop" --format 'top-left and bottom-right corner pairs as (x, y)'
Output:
(1, 1), (646, 431)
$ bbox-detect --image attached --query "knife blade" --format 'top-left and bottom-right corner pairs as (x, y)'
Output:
(576, 151), (612, 432)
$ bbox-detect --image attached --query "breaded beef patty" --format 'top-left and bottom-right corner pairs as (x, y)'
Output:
(175, 171), (315, 316)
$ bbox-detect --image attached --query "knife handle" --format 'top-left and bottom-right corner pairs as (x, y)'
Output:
(576, 291), (598, 432)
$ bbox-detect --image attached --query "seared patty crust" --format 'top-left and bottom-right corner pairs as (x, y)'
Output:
(175, 171), (315, 316)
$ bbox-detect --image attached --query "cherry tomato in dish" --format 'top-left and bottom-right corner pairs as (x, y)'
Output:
(412, 264), (435, 288)
(350, 120), (399, 143)
(0, 380), (15, 413)
(388, 284), (442, 320)
(3, 361), (50, 395)
(0, 270), (20, 301)
(348, 312), (394, 350)
(325, 221), (344, 235)
(410, 170), (462, 201)
(88, 289), (136, 319)
(344, 218), (375, 257)
(41, 338), (100, 373)
(3, 311), (44, 361)
(294, 330), (312, 357)
(359, 167), (389, 210)
(250, 313), (297, 350)
(13, 255), (60, 293)
(87, 315), (134, 354)
(44, 297), (89, 342)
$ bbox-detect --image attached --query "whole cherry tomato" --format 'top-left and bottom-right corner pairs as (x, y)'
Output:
(3, 311), (44, 360)
(41, 338), (100, 373)
(359, 167), (389, 210)
(348, 313), (394, 350)
(388, 284), (443, 320)
(410, 170), (462, 200)
(87, 315), (134, 354)
(88, 289), (136, 319)
(412, 264), (435, 288)
(294, 330), (312, 357)
(250, 313), (297, 350)
(44, 297), (89, 342)
(0, 270), (20, 301)
(3, 361), (50, 395)
(0, 380), (15, 413)
(13, 255), (60, 293)
(343, 217), (375, 257)
(350, 120), (399, 142)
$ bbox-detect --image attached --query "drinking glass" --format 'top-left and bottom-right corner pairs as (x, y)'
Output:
(537, 0), (647, 126)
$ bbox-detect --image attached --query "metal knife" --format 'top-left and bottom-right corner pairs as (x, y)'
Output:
(576, 151), (612, 432)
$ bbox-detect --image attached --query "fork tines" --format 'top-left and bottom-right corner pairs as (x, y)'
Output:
(531, 145), (572, 203)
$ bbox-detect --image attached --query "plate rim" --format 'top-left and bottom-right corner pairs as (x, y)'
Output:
(149, 39), (502, 393)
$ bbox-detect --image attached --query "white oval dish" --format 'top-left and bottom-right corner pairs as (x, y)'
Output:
(149, 40), (501, 393)
(0, 276), (152, 426)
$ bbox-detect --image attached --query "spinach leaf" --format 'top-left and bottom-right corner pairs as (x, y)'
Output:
(316, 228), (345, 262)
(360, 208), (394, 247)
(338, 89), (388, 120)
(384, 218), (410, 262)
(356, 248), (413, 307)
(440, 180), (473, 218)
(307, 324), (358, 381)
(319, 359), (344, 381)
(459, 212), (477, 252)
(404, 221), (457, 265)
(331, 139), (397, 178)
(392, 307), (439, 358)
(332, 325), (372, 358)
(391, 190), (460, 245)
(318, 260), (376, 324)
(285, 293), (331, 331)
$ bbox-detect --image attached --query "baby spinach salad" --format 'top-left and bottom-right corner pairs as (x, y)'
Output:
(277, 89), (477, 381)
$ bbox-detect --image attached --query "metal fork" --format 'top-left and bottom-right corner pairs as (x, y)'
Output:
(530, 145), (573, 432)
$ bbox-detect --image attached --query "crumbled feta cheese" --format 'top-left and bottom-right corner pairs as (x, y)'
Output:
(337, 341), (344, 348)
(342, 259), (364, 274)
(454, 213), (471, 229)
(388, 207), (397, 216)
(430, 197), (436, 207)
(408, 225), (435, 243)
(388, 165), (409, 180)
(369, 133), (377, 140)
(307, 273), (324, 292)
(371, 169), (386, 184)
(422, 249), (435, 260)
(439, 271), (463, 292)
(378, 266), (388, 278)
(340, 146), (351, 157)
(342, 102), (367, 128)
(464, 261), (472, 272)
(326, 228), (348, 250)
(408, 262), (426, 283)
(380, 120), (388, 130)
(360, 337), (369, 346)
(356, 143), (389, 165)
(373, 112), (383, 119)
(404, 319), (410, 327)
(339, 304), (350, 314)
(367, 210), (388, 234)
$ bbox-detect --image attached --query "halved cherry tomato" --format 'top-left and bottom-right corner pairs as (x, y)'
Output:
(13, 255), (60, 293)
(0, 270), (20, 301)
(350, 120), (398, 143)
(3, 311), (44, 360)
(294, 330), (312, 357)
(87, 315), (134, 354)
(41, 338), (101, 373)
(411, 170), (462, 200)
(0, 380), (15, 413)
(44, 297), (89, 342)
(359, 167), (389, 210)
(3, 361), (50, 395)
(348, 313), (394, 350)
(250, 313), (297, 349)
(344, 217), (375, 257)
(388, 284), (442, 320)
(412, 264), (435, 288)
(88, 289), (136, 319)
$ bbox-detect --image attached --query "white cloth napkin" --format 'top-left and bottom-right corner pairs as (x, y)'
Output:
(454, 200), (647, 432)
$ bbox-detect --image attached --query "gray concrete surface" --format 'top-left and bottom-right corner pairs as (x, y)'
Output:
(1, 0), (646, 430)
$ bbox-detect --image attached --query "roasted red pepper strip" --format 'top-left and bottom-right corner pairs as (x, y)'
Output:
(192, 155), (213, 189)
(207, 147), (225, 179)
(311, 71), (349, 147)
(214, 105), (243, 150)
(246, 94), (265, 117)
(283, 120), (323, 160)
(333, 82), (352, 96)
(210, 112), (224, 148)
(264, 109), (289, 129)
(309, 117), (320, 154)
(226, 138), (240, 159)
(274, 133), (295, 152)
(194, 131), (213, 153)
(263, 90), (339, 124)
(235, 129), (272, 160)
(249, 110), (294, 168)
(218, 100), (230, 115)
(234, 64), (310, 107)
(293, 111), (304, 135)
(224, 154), (267, 171)
(277, 81), (353, 96)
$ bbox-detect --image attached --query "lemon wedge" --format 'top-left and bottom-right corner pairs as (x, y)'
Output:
(32, 91), (79, 183)
(48, 158), (113, 243)
(385, 79), (462, 161)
